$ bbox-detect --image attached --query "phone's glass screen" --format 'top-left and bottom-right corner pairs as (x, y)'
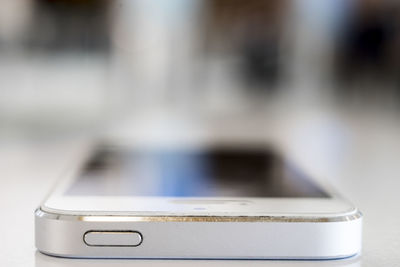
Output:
(65, 146), (329, 198)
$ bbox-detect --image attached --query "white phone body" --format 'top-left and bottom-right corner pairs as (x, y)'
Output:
(35, 143), (362, 259)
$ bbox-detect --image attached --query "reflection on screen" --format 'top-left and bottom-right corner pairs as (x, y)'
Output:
(65, 146), (329, 198)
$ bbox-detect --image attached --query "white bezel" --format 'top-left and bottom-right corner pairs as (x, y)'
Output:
(41, 143), (357, 218)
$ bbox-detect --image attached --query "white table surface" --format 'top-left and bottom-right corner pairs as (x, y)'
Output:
(1, 104), (399, 267)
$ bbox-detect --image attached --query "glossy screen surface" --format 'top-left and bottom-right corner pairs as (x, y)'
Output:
(65, 146), (329, 198)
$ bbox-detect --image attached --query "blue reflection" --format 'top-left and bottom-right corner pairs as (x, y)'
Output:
(157, 151), (212, 197)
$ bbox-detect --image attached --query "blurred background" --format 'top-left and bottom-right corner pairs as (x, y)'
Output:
(1, 0), (399, 129)
(1, 0), (400, 265)
(1, 0), (400, 182)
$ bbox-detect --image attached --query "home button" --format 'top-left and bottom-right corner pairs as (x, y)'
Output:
(84, 231), (142, 247)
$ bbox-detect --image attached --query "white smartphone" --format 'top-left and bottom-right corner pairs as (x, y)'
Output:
(35, 143), (362, 259)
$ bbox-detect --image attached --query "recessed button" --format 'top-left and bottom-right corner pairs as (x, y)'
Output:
(84, 231), (142, 247)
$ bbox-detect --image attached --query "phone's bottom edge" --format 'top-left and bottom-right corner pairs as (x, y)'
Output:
(37, 249), (361, 261)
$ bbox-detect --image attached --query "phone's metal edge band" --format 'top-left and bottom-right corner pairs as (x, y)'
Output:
(35, 208), (362, 223)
